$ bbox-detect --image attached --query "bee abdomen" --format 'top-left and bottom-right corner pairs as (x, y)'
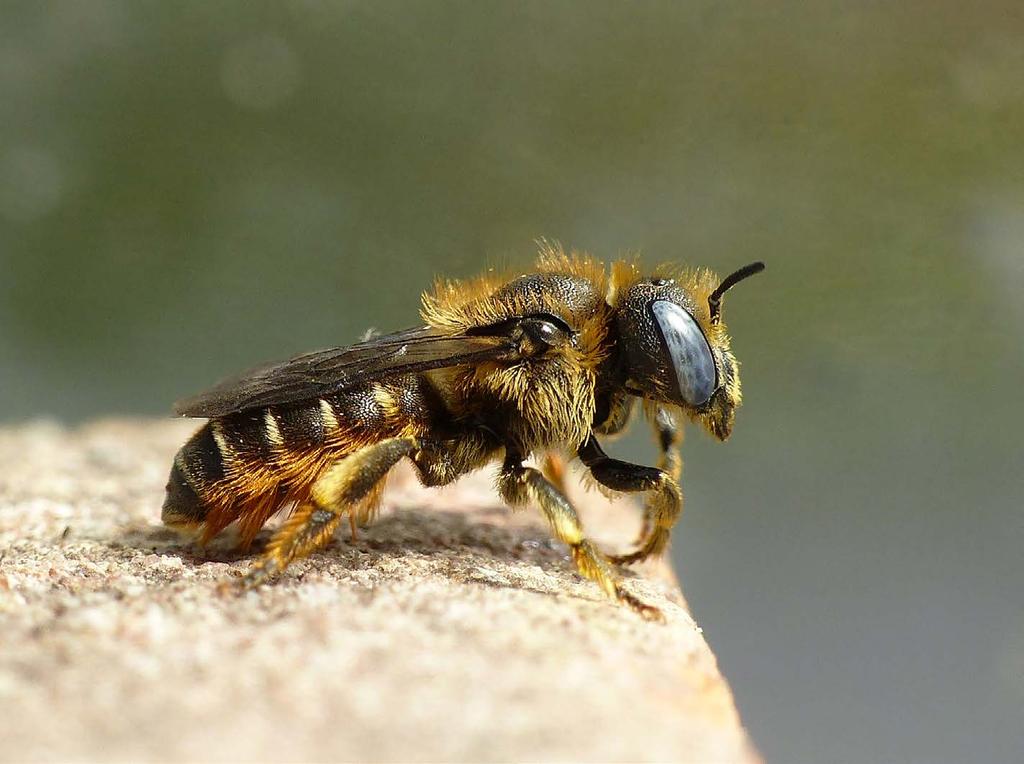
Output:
(161, 379), (441, 536)
(162, 461), (206, 528)
(161, 422), (225, 529)
(268, 400), (328, 449)
(161, 399), (332, 530)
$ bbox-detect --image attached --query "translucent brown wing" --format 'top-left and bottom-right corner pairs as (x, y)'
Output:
(174, 325), (517, 418)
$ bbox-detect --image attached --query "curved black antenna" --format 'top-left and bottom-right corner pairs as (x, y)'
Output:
(708, 261), (765, 325)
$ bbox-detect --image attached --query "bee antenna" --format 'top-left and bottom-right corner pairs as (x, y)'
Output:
(708, 261), (765, 324)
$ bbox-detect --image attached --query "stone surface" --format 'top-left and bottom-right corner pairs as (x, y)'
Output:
(0, 420), (757, 763)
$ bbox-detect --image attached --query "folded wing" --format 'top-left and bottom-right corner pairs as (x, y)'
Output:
(174, 325), (517, 418)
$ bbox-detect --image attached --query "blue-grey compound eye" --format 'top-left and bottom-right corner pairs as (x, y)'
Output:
(651, 300), (717, 406)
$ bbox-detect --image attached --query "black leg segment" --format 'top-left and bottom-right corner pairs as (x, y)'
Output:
(577, 435), (682, 565)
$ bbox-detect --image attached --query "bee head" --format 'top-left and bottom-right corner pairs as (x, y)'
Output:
(616, 262), (764, 440)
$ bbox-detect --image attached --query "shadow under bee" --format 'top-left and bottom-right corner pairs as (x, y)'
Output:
(112, 506), (646, 592)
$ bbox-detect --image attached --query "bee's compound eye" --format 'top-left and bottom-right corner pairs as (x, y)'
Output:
(651, 301), (716, 406)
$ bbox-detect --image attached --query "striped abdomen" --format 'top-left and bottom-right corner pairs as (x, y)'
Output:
(162, 375), (440, 546)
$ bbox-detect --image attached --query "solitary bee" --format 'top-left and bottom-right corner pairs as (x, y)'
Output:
(164, 244), (763, 618)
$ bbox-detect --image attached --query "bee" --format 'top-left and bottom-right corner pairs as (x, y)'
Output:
(163, 244), (763, 619)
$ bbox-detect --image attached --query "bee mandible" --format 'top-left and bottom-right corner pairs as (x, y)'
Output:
(163, 244), (764, 619)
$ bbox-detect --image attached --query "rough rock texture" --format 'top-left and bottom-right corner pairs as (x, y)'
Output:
(0, 420), (757, 763)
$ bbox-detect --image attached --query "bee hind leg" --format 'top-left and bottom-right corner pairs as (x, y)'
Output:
(577, 435), (682, 566)
(241, 437), (418, 588)
(498, 452), (663, 622)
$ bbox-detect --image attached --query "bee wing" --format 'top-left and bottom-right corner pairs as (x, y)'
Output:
(174, 326), (517, 418)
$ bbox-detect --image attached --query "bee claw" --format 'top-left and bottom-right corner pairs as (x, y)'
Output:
(239, 557), (281, 589)
(637, 603), (666, 623)
(610, 526), (670, 567)
(609, 550), (646, 566)
(615, 586), (665, 623)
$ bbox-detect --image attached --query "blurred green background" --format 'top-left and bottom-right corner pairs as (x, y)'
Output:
(3, 2), (1023, 761)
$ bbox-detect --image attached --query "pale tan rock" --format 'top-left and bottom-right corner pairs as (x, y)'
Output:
(0, 420), (758, 763)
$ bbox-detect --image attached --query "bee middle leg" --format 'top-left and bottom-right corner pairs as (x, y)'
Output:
(498, 452), (663, 621)
(241, 437), (418, 587)
(577, 435), (682, 566)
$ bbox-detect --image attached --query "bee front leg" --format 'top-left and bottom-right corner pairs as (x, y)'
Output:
(498, 452), (663, 621)
(632, 405), (684, 545)
(241, 437), (418, 587)
(577, 435), (682, 566)
(651, 405), (683, 482)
